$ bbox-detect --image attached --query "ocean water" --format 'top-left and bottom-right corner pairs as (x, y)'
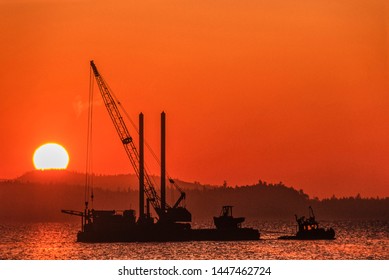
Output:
(0, 220), (387, 260)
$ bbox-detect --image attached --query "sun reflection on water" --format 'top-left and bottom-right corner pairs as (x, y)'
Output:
(0, 220), (388, 260)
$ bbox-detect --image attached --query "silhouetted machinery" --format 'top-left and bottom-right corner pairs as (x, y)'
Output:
(213, 206), (245, 230)
(90, 60), (191, 224)
(278, 206), (335, 240)
(62, 61), (259, 242)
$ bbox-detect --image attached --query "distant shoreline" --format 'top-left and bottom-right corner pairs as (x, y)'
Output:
(1, 171), (388, 222)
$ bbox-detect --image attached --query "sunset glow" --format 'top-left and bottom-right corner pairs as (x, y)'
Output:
(0, 0), (388, 198)
(33, 143), (69, 170)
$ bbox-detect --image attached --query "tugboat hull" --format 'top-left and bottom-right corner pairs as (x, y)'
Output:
(278, 227), (335, 240)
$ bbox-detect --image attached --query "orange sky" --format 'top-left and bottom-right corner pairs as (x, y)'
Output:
(0, 0), (388, 198)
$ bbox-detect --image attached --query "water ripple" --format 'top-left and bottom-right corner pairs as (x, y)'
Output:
(0, 221), (387, 260)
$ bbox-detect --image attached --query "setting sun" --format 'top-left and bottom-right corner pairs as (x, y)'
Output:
(33, 143), (69, 170)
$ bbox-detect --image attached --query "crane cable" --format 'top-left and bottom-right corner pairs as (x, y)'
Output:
(102, 80), (161, 190)
(119, 100), (184, 197)
(103, 79), (184, 199)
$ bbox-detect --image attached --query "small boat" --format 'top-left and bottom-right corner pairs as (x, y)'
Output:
(213, 205), (245, 229)
(278, 206), (335, 240)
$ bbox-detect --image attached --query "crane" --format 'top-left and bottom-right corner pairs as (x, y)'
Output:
(90, 61), (191, 224)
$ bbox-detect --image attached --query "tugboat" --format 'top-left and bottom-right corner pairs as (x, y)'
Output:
(214, 205), (245, 229)
(200, 205), (259, 241)
(278, 206), (335, 240)
(184, 205), (260, 241)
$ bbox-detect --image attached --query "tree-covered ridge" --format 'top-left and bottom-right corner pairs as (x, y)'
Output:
(0, 171), (388, 222)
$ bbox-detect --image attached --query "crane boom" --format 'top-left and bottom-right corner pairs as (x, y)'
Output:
(90, 61), (163, 217)
(90, 61), (191, 223)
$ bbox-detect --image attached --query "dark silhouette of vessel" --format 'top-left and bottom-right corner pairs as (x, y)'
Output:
(278, 206), (335, 240)
(65, 205), (259, 243)
(62, 61), (259, 242)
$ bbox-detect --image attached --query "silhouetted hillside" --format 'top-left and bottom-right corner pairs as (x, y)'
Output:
(187, 182), (310, 220)
(17, 170), (207, 192)
(0, 173), (388, 222)
(309, 196), (389, 220)
(17, 170), (139, 190)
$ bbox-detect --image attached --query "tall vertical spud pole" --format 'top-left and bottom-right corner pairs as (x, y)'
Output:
(161, 111), (166, 214)
(139, 113), (145, 220)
